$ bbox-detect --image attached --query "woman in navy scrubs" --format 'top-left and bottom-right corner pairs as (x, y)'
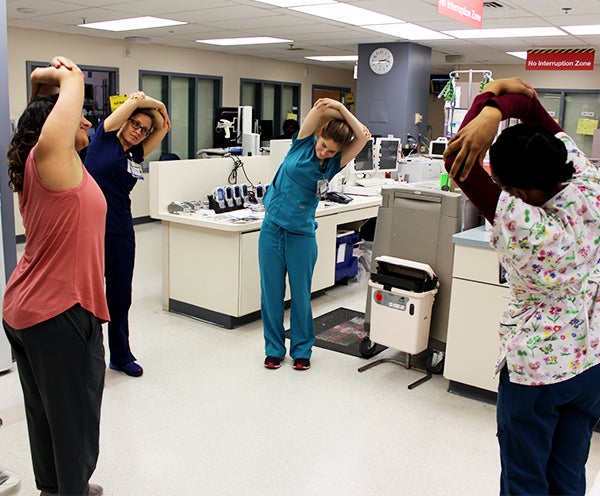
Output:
(85, 92), (171, 377)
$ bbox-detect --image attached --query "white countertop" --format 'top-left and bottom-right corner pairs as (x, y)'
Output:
(452, 225), (493, 250)
(154, 195), (381, 232)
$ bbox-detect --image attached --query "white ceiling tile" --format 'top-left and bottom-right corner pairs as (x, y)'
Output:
(6, 0), (600, 72)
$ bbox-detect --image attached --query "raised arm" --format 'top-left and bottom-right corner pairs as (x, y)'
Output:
(104, 91), (171, 157)
(443, 78), (560, 223)
(34, 56), (87, 190)
(445, 78), (560, 181)
(298, 98), (371, 166)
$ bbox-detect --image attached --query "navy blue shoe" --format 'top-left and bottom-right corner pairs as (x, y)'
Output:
(109, 361), (143, 377)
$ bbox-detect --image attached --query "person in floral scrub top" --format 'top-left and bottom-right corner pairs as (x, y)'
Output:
(444, 78), (600, 496)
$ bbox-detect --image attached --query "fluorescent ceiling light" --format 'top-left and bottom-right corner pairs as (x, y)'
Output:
(196, 37), (293, 46)
(78, 16), (186, 32)
(305, 55), (358, 61)
(366, 23), (453, 40)
(507, 51), (527, 60)
(291, 3), (401, 26)
(561, 24), (600, 35)
(254, 0), (336, 6)
(443, 27), (566, 39)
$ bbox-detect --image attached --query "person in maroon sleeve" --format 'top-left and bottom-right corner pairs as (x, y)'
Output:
(444, 78), (600, 496)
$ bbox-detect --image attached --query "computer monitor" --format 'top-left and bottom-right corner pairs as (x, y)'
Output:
(258, 119), (273, 142)
(84, 83), (94, 101)
(428, 138), (448, 159)
(214, 107), (239, 148)
(376, 138), (401, 170)
(353, 138), (374, 172)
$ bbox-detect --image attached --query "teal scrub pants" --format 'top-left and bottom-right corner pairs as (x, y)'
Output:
(259, 217), (318, 359)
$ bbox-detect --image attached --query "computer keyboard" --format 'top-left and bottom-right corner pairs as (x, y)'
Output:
(355, 177), (387, 187)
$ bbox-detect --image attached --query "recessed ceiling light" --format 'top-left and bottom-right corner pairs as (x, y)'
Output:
(305, 55), (358, 62)
(443, 26), (566, 39)
(196, 37), (293, 46)
(78, 16), (186, 32)
(561, 24), (600, 35)
(366, 23), (453, 40)
(254, 0), (336, 6)
(291, 3), (402, 26)
(507, 51), (527, 60)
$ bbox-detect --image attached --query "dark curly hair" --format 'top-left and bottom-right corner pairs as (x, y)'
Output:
(490, 122), (575, 195)
(7, 94), (59, 193)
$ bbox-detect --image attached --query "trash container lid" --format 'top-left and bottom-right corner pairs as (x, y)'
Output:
(374, 255), (436, 279)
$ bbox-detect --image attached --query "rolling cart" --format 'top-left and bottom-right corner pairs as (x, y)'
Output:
(358, 256), (438, 389)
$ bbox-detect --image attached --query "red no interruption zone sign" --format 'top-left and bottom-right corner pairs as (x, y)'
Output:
(526, 48), (595, 70)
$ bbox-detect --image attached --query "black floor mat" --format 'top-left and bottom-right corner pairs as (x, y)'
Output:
(286, 307), (386, 358)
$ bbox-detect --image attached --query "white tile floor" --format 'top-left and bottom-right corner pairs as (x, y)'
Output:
(2, 222), (600, 496)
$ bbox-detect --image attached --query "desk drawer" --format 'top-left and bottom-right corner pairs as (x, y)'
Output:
(453, 244), (505, 286)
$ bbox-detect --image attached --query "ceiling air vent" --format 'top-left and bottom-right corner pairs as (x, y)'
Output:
(483, 1), (505, 7)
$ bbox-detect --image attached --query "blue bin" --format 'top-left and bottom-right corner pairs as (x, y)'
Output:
(335, 231), (360, 281)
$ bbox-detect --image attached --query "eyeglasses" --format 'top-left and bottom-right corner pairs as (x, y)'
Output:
(128, 118), (152, 137)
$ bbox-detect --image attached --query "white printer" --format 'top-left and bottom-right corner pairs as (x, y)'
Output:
(398, 155), (444, 183)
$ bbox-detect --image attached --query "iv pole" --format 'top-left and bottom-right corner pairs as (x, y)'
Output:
(439, 69), (493, 137)
(449, 69), (493, 105)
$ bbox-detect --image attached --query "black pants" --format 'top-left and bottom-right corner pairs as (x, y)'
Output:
(4, 305), (105, 496)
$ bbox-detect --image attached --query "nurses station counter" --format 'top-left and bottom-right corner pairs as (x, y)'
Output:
(444, 226), (509, 393)
(149, 156), (380, 329)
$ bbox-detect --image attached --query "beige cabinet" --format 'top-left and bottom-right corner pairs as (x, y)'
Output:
(444, 242), (509, 392)
(161, 201), (378, 328)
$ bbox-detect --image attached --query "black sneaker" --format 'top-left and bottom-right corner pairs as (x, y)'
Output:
(292, 358), (311, 370)
(264, 356), (284, 369)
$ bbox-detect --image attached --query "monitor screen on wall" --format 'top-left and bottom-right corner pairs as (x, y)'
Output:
(377, 138), (400, 170)
(428, 138), (448, 158)
(354, 138), (374, 172)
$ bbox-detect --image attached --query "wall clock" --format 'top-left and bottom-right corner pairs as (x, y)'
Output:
(369, 47), (394, 75)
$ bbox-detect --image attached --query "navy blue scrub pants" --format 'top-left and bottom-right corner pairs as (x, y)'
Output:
(3, 305), (105, 495)
(497, 364), (600, 496)
(105, 230), (136, 367)
(259, 217), (318, 360)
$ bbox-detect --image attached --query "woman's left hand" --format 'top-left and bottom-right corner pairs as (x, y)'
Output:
(444, 106), (502, 181)
(129, 91), (146, 101)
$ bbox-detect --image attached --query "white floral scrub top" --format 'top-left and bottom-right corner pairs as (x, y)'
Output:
(491, 132), (600, 385)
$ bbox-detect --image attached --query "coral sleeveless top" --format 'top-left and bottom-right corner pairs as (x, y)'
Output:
(3, 147), (110, 329)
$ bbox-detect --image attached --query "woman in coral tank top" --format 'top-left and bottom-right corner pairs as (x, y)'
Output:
(3, 56), (109, 496)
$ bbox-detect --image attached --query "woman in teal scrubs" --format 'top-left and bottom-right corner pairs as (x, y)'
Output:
(260, 98), (370, 370)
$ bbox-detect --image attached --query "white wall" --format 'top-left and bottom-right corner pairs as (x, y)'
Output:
(8, 27), (357, 236)
(9, 28), (600, 234)
(7, 27), (356, 123)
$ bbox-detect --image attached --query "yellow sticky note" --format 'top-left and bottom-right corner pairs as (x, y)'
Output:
(576, 118), (598, 136)
(109, 94), (128, 112)
(286, 113), (298, 121)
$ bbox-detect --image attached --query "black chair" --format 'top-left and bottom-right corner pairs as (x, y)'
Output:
(159, 152), (181, 161)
